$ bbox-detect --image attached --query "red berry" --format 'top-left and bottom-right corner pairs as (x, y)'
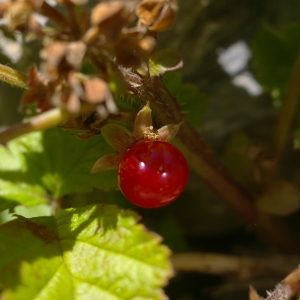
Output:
(118, 139), (189, 208)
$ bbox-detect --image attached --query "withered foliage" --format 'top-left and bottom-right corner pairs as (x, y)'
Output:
(0, 0), (178, 136)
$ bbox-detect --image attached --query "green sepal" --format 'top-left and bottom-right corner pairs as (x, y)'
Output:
(101, 124), (133, 153)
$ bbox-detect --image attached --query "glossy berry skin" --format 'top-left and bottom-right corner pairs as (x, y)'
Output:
(118, 139), (189, 208)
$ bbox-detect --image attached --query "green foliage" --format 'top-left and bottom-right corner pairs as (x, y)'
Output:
(0, 128), (118, 212)
(251, 23), (300, 105)
(0, 205), (173, 300)
(163, 71), (209, 128)
(149, 49), (183, 76)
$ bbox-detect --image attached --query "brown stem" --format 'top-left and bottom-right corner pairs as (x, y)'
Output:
(171, 252), (299, 279)
(136, 75), (300, 253)
(144, 76), (257, 222)
(270, 51), (300, 163)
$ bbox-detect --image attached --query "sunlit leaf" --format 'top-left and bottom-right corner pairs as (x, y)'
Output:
(0, 205), (173, 300)
(0, 128), (119, 211)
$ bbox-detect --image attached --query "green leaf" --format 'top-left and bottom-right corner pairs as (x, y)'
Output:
(251, 23), (300, 105)
(149, 49), (183, 76)
(0, 205), (173, 300)
(163, 71), (209, 127)
(0, 137), (49, 211)
(0, 128), (119, 211)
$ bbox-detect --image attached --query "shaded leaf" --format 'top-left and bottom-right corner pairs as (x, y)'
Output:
(256, 181), (300, 216)
(0, 205), (173, 300)
(149, 49), (183, 76)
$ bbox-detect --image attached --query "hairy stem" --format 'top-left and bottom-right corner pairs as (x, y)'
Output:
(144, 76), (257, 222)
(0, 63), (28, 89)
(138, 75), (300, 252)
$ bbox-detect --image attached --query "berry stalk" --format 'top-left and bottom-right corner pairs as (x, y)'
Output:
(138, 75), (300, 253)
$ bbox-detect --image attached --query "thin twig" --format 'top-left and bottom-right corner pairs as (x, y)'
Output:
(172, 252), (299, 280)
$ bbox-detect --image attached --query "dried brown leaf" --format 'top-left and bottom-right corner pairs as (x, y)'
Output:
(40, 41), (68, 75)
(83, 78), (108, 104)
(91, 1), (125, 26)
(91, 1), (132, 40)
(136, 0), (178, 31)
(5, 1), (32, 30)
(66, 41), (87, 69)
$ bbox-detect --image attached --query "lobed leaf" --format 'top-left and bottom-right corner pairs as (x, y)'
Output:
(0, 128), (119, 211)
(0, 205), (173, 300)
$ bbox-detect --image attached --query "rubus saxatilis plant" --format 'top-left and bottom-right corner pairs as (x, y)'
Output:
(91, 102), (189, 208)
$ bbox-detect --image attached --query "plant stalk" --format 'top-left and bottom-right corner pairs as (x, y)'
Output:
(146, 76), (257, 222)
(270, 51), (300, 163)
(0, 108), (72, 144)
(139, 76), (300, 253)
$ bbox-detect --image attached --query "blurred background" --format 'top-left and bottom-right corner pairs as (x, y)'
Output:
(1, 0), (300, 299)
